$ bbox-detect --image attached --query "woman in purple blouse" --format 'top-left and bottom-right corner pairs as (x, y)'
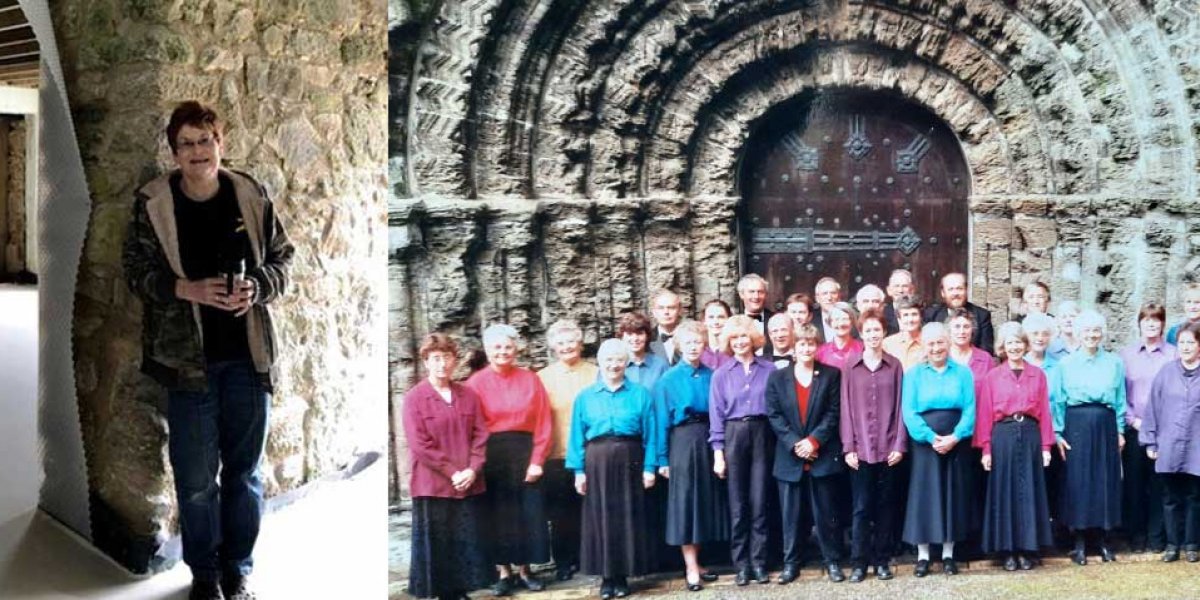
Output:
(1142, 321), (1200, 563)
(403, 334), (495, 600)
(708, 314), (776, 586)
(701, 299), (733, 370)
(1120, 303), (1175, 554)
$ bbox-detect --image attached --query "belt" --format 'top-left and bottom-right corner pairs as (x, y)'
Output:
(586, 434), (641, 446)
(675, 413), (710, 427)
(727, 415), (768, 422)
(1000, 413), (1036, 423)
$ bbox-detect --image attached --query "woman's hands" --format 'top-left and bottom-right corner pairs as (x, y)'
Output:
(642, 472), (656, 489)
(713, 450), (726, 479)
(574, 473), (587, 496)
(932, 434), (959, 454)
(981, 454), (992, 471)
(450, 468), (476, 492)
(524, 464), (543, 483)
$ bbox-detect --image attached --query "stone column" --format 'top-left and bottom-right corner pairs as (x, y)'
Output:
(52, 0), (387, 573)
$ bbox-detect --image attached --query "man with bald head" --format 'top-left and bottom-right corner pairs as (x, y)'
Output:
(855, 284), (886, 316)
(923, 272), (994, 355)
(883, 269), (915, 335)
(650, 289), (683, 365)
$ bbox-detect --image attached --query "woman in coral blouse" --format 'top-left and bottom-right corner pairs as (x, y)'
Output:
(465, 323), (553, 596)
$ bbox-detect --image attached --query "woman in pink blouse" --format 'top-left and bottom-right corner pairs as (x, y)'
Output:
(816, 302), (863, 370)
(404, 334), (495, 599)
(976, 322), (1055, 571)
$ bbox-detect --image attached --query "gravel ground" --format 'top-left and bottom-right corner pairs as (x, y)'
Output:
(389, 509), (1200, 599)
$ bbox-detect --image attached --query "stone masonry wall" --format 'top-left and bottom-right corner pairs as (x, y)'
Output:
(390, 1), (1200, 503)
(54, 0), (388, 573)
(6, 118), (24, 273)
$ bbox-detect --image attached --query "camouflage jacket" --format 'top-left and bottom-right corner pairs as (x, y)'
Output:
(121, 168), (294, 392)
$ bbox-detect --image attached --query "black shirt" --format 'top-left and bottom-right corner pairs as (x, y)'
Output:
(172, 173), (251, 362)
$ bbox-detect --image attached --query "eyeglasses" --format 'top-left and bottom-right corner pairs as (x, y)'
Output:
(176, 136), (216, 152)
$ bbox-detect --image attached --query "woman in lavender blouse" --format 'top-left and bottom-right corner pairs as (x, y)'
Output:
(701, 299), (733, 370)
(1142, 321), (1200, 563)
(708, 315), (776, 585)
(1119, 303), (1175, 554)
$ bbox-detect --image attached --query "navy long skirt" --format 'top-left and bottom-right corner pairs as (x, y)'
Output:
(482, 432), (551, 565)
(665, 421), (731, 546)
(902, 409), (975, 545)
(983, 418), (1053, 552)
(1060, 405), (1122, 531)
(408, 495), (495, 598)
(580, 437), (653, 577)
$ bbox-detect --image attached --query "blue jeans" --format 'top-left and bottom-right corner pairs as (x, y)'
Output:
(167, 360), (269, 582)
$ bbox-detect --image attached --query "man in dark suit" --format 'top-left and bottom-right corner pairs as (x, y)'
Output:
(924, 272), (994, 355)
(649, 288), (682, 365)
(883, 269), (915, 335)
(738, 274), (773, 356)
(766, 313), (796, 370)
(764, 324), (847, 584)
(811, 277), (841, 342)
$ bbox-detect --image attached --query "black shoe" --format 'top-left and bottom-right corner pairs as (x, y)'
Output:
(1069, 549), (1087, 566)
(874, 564), (894, 580)
(1163, 546), (1180, 562)
(1149, 544), (1166, 554)
(599, 579), (615, 600)
(777, 565), (799, 585)
(515, 574), (545, 591)
(943, 558), (958, 575)
(556, 565), (574, 581)
(699, 571), (719, 582)
(914, 559), (930, 577)
(1018, 555), (1035, 571)
(1004, 555), (1018, 571)
(1187, 550), (1200, 563)
(735, 567), (751, 587)
(613, 578), (631, 598)
(220, 574), (254, 600)
(826, 563), (845, 582)
(753, 566), (770, 584)
(1100, 546), (1117, 563)
(848, 567), (866, 583)
(190, 580), (224, 600)
(685, 574), (703, 593)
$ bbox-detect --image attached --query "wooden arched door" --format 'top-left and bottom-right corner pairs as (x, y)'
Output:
(740, 91), (970, 309)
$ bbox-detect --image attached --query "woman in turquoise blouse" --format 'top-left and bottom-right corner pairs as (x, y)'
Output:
(567, 339), (658, 599)
(1053, 309), (1126, 566)
(653, 321), (728, 591)
(901, 322), (976, 577)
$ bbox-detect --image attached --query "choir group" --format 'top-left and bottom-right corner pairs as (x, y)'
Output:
(403, 270), (1200, 600)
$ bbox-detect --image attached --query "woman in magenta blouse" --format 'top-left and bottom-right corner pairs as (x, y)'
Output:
(404, 334), (495, 600)
(976, 322), (1055, 571)
(816, 302), (863, 370)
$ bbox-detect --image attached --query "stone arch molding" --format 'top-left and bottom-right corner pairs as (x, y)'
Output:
(405, 0), (1196, 202)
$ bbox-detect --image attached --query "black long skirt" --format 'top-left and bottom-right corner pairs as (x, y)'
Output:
(483, 432), (550, 565)
(408, 495), (496, 598)
(983, 418), (1053, 552)
(903, 409), (975, 544)
(1060, 405), (1122, 531)
(665, 421), (731, 546)
(581, 437), (653, 577)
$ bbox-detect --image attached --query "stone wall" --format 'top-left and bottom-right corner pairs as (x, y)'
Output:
(390, 1), (1200, 502)
(54, 0), (388, 573)
(5, 118), (25, 274)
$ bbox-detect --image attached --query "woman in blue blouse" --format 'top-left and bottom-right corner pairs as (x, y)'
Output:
(1054, 309), (1126, 565)
(901, 322), (976, 577)
(567, 339), (658, 599)
(653, 321), (729, 591)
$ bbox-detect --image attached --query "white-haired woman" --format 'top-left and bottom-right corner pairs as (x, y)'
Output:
(567, 339), (659, 600)
(1053, 309), (1126, 565)
(975, 322), (1055, 571)
(653, 320), (728, 591)
(901, 322), (976, 576)
(1048, 301), (1081, 360)
(815, 302), (863, 370)
(537, 320), (598, 581)
(1023, 312), (1067, 536)
(465, 324), (553, 595)
(708, 314), (776, 586)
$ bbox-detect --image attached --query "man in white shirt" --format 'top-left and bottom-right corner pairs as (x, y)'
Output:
(650, 289), (683, 365)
